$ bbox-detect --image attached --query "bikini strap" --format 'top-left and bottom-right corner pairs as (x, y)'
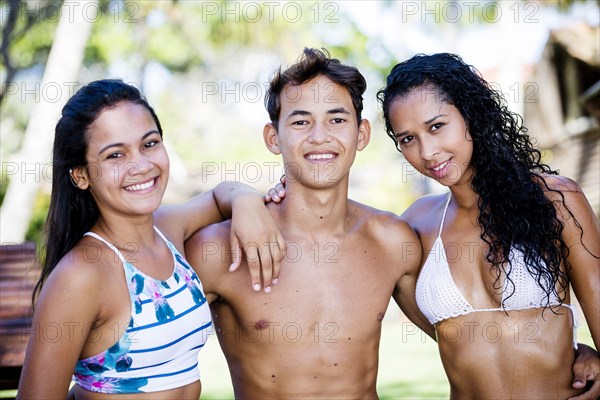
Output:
(83, 231), (127, 263)
(437, 192), (453, 238)
(152, 226), (177, 256)
(152, 226), (169, 244)
(84, 227), (173, 264)
(563, 303), (580, 350)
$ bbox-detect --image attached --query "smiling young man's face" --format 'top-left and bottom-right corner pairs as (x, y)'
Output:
(263, 74), (370, 189)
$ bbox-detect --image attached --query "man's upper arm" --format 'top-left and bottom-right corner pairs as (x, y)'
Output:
(184, 221), (231, 299)
(385, 215), (436, 339)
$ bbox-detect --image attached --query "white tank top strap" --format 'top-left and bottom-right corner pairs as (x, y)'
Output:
(437, 192), (453, 238)
(83, 231), (127, 263)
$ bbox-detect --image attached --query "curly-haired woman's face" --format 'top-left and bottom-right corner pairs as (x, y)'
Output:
(388, 86), (474, 188)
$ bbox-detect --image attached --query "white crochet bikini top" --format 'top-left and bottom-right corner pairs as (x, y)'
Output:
(415, 193), (578, 348)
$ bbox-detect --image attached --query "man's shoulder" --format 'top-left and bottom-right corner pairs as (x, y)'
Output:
(187, 220), (231, 242)
(347, 200), (422, 277)
(184, 220), (232, 263)
(348, 199), (415, 240)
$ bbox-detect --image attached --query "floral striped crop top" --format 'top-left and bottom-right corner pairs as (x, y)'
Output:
(72, 227), (212, 394)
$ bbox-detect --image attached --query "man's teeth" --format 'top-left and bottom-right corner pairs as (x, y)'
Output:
(125, 179), (155, 191)
(307, 153), (335, 160)
(433, 161), (449, 171)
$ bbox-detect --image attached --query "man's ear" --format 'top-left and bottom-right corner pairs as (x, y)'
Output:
(70, 166), (90, 190)
(357, 119), (371, 151)
(263, 123), (281, 155)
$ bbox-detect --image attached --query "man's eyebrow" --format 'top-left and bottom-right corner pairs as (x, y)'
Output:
(285, 110), (311, 119)
(327, 107), (351, 115)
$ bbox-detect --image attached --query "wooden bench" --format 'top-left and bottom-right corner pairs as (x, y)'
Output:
(0, 242), (39, 392)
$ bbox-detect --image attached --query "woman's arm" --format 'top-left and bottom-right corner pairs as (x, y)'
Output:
(18, 257), (99, 399)
(155, 181), (285, 292)
(544, 176), (600, 400)
(551, 177), (600, 350)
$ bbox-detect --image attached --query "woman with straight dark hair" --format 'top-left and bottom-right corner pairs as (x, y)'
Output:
(18, 79), (284, 399)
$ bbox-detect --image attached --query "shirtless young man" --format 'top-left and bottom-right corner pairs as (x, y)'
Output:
(184, 48), (429, 399)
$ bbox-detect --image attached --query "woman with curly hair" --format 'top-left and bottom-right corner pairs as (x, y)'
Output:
(377, 53), (599, 399)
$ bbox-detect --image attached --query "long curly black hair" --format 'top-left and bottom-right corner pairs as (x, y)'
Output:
(377, 53), (580, 309)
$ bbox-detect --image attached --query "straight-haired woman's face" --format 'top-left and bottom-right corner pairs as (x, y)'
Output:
(73, 102), (170, 219)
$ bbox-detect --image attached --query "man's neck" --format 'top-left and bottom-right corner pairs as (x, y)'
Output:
(271, 182), (351, 238)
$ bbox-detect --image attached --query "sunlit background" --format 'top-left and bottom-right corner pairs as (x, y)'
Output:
(1, 0), (598, 398)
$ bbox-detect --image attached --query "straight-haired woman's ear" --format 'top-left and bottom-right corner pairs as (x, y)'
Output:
(69, 166), (90, 190)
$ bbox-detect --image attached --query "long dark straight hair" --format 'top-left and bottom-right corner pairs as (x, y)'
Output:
(33, 79), (162, 303)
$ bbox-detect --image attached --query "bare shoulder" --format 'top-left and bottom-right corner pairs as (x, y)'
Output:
(57, 240), (113, 286)
(538, 173), (583, 194)
(347, 201), (424, 284)
(538, 174), (594, 215)
(348, 199), (415, 239)
(348, 200), (421, 274)
(38, 237), (114, 311)
(400, 193), (449, 232)
(185, 220), (231, 263)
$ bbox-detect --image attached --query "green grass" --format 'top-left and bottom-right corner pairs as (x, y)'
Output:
(0, 391), (16, 399)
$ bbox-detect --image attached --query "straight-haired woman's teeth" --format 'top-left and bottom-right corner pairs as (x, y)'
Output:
(307, 153), (335, 160)
(125, 179), (155, 191)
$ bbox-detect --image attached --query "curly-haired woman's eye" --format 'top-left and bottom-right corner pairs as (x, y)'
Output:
(400, 135), (414, 144)
(431, 123), (444, 132)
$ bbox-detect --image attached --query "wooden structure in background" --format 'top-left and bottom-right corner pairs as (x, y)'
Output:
(524, 23), (600, 217)
(0, 242), (39, 392)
